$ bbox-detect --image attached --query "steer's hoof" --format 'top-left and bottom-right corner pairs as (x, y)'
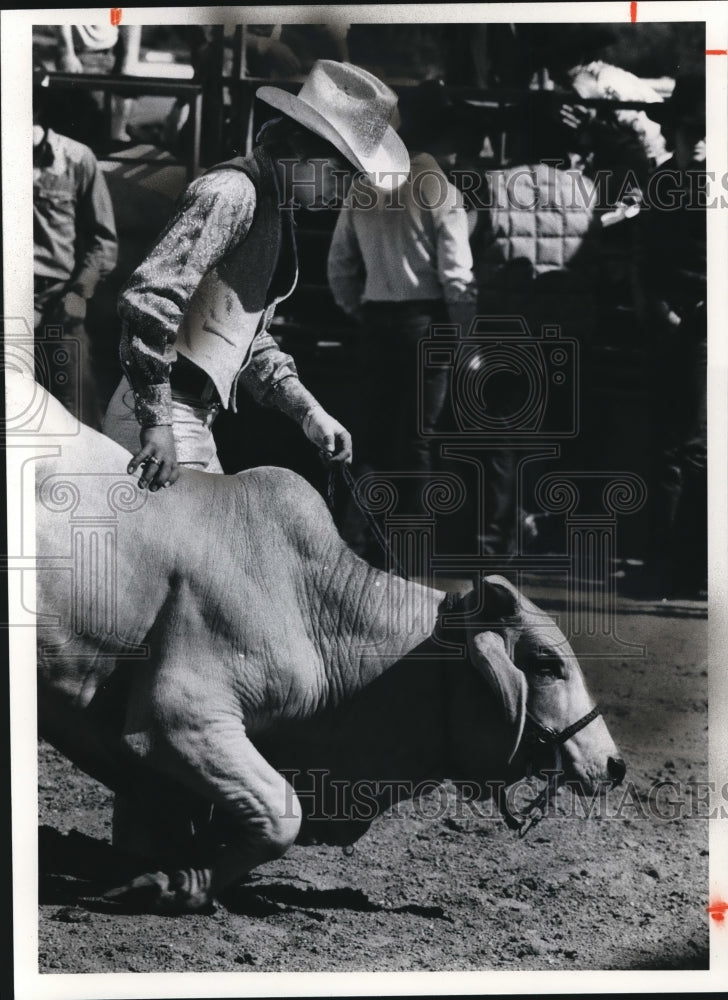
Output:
(104, 870), (216, 915)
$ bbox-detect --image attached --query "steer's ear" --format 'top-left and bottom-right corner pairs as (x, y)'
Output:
(480, 575), (521, 624)
(467, 629), (527, 764)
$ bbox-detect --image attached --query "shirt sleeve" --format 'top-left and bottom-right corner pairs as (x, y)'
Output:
(71, 150), (119, 300)
(431, 183), (478, 316)
(118, 169), (257, 427)
(235, 329), (299, 407)
(326, 201), (366, 317)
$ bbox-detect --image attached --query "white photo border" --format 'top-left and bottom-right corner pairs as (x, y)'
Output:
(4, 3), (728, 997)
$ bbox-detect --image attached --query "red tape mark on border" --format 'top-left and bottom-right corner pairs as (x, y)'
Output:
(707, 900), (728, 922)
(630, 1), (637, 23)
(706, 49), (728, 55)
(110, 8), (122, 26)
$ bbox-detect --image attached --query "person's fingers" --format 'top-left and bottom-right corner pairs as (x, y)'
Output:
(322, 429), (353, 465)
(148, 458), (174, 492)
(153, 460), (178, 490)
(334, 429), (353, 464)
(138, 454), (163, 490)
(137, 461), (154, 489)
(128, 444), (155, 476)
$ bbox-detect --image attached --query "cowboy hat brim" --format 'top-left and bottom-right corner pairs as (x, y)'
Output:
(257, 85), (410, 190)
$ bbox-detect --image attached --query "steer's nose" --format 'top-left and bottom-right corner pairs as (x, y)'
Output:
(608, 756), (626, 786)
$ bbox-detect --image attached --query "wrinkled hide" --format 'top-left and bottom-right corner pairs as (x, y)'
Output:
(10, 371), (622, 912)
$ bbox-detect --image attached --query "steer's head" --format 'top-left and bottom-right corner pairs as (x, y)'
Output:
(459, 575), (625, 799)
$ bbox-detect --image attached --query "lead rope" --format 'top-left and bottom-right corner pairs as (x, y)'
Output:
(496, 749), (564, 839)
(326, 463), (411, 581)
(499, 705), (602, 837)
(518, 748), (564, 837)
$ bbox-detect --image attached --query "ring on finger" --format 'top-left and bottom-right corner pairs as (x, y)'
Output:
(146, 456), (161, 466)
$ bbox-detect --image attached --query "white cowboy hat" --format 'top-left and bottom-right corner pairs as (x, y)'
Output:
(257, 60), (410, 190)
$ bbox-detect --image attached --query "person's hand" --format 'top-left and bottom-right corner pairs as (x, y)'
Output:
(127, 425), (180, 491)
(59, 51), (84, 74)
(162, 101), (190, 148)
(302, 406), (353, 465)
(60, 291), (87, 322)
(656, 300), (682, 329)
(560, 103), (595, 132)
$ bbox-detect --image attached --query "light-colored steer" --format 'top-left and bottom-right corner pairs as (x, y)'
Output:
(11, 372), (625, 913)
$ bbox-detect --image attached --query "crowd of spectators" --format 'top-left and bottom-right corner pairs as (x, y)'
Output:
(30, 22), (708, 597)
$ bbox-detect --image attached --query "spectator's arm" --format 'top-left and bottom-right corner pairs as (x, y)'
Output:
(55, 26), (83, 73)
(432, 183), (478, 331)
(631, 194), (684, 333)
(71, 150), (119, 300)
(326, 204), (366, 318)
(119, 170), (256, 427)
(114, 25), (143, 75)
(246, 25), (301, 75)
(322, 22), (351, 61)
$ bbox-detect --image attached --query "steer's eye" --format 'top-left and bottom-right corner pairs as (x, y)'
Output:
(531, 655), (565, 680)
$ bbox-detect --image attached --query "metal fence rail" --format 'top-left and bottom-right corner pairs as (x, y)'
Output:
(44, 71), (203, 181)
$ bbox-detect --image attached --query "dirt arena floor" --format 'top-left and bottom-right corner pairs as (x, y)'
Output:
(36, 575), (710, 976)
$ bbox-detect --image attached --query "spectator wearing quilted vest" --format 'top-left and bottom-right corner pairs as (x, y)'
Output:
(469, 123), (597, 556)
(102, 61), (409, 493)
(473, 160), (597, 336)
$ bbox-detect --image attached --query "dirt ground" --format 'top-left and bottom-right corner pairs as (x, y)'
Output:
(35, 572), (711, 978)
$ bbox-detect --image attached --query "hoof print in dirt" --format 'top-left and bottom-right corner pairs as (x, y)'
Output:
(235, 951), (259, 966)
(52, 906), (91, 924)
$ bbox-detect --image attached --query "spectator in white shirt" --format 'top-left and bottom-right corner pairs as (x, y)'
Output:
(327, 83), (477, 565)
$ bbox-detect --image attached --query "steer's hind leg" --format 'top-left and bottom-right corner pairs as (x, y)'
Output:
(111, 703), (302, 913)
(109, 729), (302, 912)
(111, 792), (214, 869)
(106, 605), (303, 913)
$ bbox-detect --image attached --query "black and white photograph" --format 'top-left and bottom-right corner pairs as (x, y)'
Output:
(2, 3), (728, 997)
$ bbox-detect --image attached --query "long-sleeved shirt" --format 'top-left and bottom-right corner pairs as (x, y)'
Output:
(33, 128), (118, 298)
(118, 159), (299, 427)
(327, 151), (477, 326)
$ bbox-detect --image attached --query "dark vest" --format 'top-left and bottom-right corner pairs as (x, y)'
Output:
(175, 147), (298, 409)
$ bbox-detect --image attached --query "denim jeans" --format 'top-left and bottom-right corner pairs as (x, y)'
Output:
(102, 376), (223, 473)
(358, 299), (448, 489)
(35, 282), (102, 430)
(649, 317), (707, 590)
(340, 301), (448, 566)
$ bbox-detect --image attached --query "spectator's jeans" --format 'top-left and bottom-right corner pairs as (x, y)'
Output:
(341, 301), (448, 565)
(649, 314), (707, 589)
(34, 281), (102, 430)
(102, 376), (224, 473)
(359, 300), (448, 487)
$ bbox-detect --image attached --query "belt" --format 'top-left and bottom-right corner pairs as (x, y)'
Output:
(169, 357), (219, 405)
